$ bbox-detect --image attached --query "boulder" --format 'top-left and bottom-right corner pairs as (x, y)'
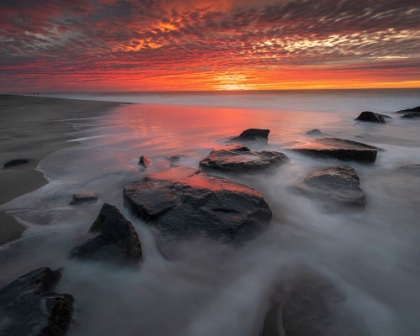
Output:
(231, 128), (270, 142)
(69, 203), (142, 265)
(288, 137), (377, 163)
(355, 111), (386, 123)
(396, 106), (420, 113)
(138, 155), (150, 168)
(397, 164), (420, 176)
(0, 267), (74, 336)
(3, 158), (29, 168)
(294, 166), (366, 209)
(199, 145), (289, 173)
(123, 166), (272, 242)
(69, 192), (98, 205)
(401, 112), (420, 119)
(306, 129), (323, 135)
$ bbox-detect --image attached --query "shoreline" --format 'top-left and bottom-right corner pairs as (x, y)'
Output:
(0, 95), (122, 245)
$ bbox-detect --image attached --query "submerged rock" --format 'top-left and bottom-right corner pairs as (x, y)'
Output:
(0, 267), (74, 336)
(199, 145), (289, 173)
(138, 155), (150, 168)
(306, 129), (323, 135)
(123, 166), (272, 242)
(3, 158), (29, 168)
(355, 111), (387, 123)
(69, 203), (142, 264)
(165, 156), (180, 163)
(288, 137), (377, 163)
(69, 192), (98, 205)
(397, 164), (420, 176)
(231, 128), (270, 143)
(294, 166), (366, 209)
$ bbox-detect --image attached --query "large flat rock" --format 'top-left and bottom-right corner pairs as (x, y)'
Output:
(69, 203), (142, 265)
(123, 166), (272, 242)
(0, 267), (74, 336)
(294, 166), (366, 210)
(199, 145), (289, 173)
(287, 138), (377, 163)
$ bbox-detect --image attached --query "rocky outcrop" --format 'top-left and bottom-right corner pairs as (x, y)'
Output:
(396, 106), (420, 113)
(401, 112), (420, 119)
(397, 164), (420, 176)
(3, 158), (29, 168)
(355, 111), (387, 123)
(288, 137), (377, 163)
(199, 145), (289, 173)
(0, 267), (74, 336)
(231, 128), (270, 143)
(138, 155), (150, 168)
(294, 166), (366, 209)
(69, 203), (142, 265)
(123, 166), (272, 242)
(69, 192), (98, 205)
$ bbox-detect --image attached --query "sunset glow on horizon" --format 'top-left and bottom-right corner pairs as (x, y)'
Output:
(1, 0), (419, 92)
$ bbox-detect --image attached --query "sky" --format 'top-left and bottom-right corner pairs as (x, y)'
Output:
(1, 0), (420, 92)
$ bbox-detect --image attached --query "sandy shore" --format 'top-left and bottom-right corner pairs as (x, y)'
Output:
(0, 95), (121, 245)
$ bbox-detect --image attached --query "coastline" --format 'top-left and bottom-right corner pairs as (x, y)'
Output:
(0, 95), (122, 245)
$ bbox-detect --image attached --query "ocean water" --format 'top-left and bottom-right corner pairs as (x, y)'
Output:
(1, 89), (420, 335)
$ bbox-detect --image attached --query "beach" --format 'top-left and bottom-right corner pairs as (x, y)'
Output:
(0, 95), (121, 245)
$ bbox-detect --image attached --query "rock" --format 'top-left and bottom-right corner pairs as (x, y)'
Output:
(199, 145), (289, 173)
(288, 137), (377, 163)
(0, 267), (74, 336)
(123, 166), (272, 242)
(401, 112), (420, 119)
(396, 106), (420, 113)
(165, 156), (180, 163)
(3, 158), (29, 168)
(306, 129), (323, 135)
(69, 203), (142, 264)
(355, 111), (386, 123)
(397, 164), (420, 176)
(231, 128), (270, 142)
(138, 155), (150, 168)
(294, 166), (366, 209)
(69, 192), (98, 205)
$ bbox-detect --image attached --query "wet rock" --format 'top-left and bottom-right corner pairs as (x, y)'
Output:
(355, 111), (386, 123)
(306, 129), (323, 135)
(401, 112), (420, 119)
(396, 106), (420, 113)
(3, 158), (29, 168)
(123, 166), (272, 242)
(397, 164), (420, 176)
(138, 155), (150, 168)
(294, 166), (366, 209)
(165, 156), (180, 163)
(288, 137), (377, 163)
(0, 267), (74, 336)
(69, 203), (142, 264)
(231, 128), (270, 143)
(69, 192), (98, 205)
(199, 145), (289, 173)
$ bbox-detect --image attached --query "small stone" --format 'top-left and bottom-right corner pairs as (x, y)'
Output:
(69, 192), (98, 205)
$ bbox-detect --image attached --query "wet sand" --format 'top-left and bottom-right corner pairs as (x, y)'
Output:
(0, 95), (121, 245)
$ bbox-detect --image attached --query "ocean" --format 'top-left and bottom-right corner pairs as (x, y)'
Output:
(1, 89), (420, 335)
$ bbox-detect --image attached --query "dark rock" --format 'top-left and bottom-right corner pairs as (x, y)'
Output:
(294, 166), (366, 209)
(69, 203), (142, 264)
(0, 267), (74, 336)
(4, 158), (29, 168)
(401, 112), (420, 119)
(69, 192), (98, 205)
(288, 137), (377, 163)
(306, 129), (323, 135)
(199, 145), (289, 173)
(138, 155), (150, 168)
(397, 164), (420, 176)
(123, 166), (272, 242)
(165, 156), (180, 163)
(396, 106), (420, 113)
(231, 128), (270, 142)
(355, 111), (386, 123)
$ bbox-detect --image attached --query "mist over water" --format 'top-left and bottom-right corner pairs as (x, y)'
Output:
(2, 90), (420, 335)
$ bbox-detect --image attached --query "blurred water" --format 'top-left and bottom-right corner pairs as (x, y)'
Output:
(1, 90), (420, 335)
